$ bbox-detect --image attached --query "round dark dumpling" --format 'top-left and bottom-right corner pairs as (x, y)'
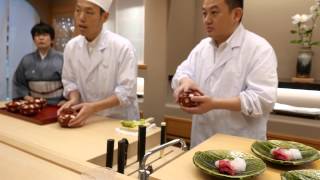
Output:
(58, 108), (77, 128)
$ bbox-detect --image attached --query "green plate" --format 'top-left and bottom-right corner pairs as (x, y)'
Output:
(251, 140), (320, 166)
(281, 169), (320, 180)
(193, 150), (266, 179)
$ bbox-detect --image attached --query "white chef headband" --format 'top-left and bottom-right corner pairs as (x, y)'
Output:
(86, 0), (113, 12)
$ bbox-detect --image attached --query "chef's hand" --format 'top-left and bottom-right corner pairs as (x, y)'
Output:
(58, 90), (81, 115)
(67, 102), (95, 127)
(57, 99), (78, 115)
(181, 95), (214, 114)
(57, 100), (66, 107)
(174, 77), (202, 102)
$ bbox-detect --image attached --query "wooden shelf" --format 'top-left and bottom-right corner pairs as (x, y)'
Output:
(279, 79), (320, 90)
(164, 116), (192, 140)
(138, 64), (147, 70)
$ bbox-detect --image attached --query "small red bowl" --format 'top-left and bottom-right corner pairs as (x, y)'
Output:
(19, 102), (41, 116)
(178, 90), (201, 107)
(58, 108), (78, 128)
(29, 97), (47, 109)
(5, 100), (27, 113)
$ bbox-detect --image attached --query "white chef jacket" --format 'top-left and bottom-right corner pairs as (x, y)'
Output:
(172, 24), (278, 147)
(62, 28), (139, 120)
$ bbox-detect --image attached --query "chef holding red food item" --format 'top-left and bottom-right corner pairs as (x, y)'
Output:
(172, 0), (278, 148)
(58, 0), (139, 128)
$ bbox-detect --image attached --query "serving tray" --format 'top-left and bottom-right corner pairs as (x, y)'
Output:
(0, 106), (59, 125)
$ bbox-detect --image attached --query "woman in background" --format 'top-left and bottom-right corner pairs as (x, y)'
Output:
(12, 22), (64, 105)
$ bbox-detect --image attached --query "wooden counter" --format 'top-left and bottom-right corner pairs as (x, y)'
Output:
(150, 134), (320, 180)
(0, 137), (134, 180)
(0, 142), (81, 180)
(0, 102), (159, 179)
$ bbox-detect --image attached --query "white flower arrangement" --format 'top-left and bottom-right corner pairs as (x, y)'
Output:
(291, 0), (320, 48)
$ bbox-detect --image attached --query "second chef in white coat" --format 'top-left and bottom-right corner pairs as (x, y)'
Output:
(172, 0), (278, 147)
(59, 0), (139, 127)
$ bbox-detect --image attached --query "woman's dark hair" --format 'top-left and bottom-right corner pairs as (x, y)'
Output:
(225, 0), (243, 10)
(31, 22), (55, 40)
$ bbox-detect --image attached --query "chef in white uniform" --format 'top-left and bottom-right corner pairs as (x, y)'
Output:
(59, 0), (139, 127)
(172, 0), (278, 147)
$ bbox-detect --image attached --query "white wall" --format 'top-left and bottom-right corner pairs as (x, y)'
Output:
(0, 0), (9, 100)
(104, 0), (145, 64)
(243, 0), (320, 80)
(0, 0), (39, 100)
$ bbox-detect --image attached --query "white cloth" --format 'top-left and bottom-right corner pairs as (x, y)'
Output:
(62, 27), (139, 120)
(172, 24), (278, 147)
(274, 103), (320, 115)
(87, 0), (113, 12)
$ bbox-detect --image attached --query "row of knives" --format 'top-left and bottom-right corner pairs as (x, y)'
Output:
(105, 122), (167, 174)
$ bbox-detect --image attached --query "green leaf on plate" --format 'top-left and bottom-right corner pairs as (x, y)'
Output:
(281, 169), (320, 180)
(251, 140), (320, 166)
(193, 150), (266, 179)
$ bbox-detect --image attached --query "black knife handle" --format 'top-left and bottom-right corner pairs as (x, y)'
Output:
(121, 138), (129, 166)
(161, 122), (166, 145)
(138, 125), (146, 163)
(117, 139), (126, 174)
(106, 139), (114, 168)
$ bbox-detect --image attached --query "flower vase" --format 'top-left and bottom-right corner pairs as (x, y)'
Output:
(296, 47), (313, 78)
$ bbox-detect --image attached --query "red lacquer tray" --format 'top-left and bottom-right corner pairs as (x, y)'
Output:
(0, 105), (59, 125)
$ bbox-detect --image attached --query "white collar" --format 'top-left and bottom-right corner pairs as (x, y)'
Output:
(212, 23), (244, 49)
(86, 32), (102, 49)
(38, 50), (49, 60)
(80, 27), (108, 51)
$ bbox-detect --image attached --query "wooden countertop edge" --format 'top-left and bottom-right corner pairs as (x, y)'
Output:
(0, 130), (96, 174)
(0, 131), (136, 180)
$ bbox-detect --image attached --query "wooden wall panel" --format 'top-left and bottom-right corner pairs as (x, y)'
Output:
(26, 0), (76, 24)
(26, 0), (51, 23)
(51, 0), (76, 17)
